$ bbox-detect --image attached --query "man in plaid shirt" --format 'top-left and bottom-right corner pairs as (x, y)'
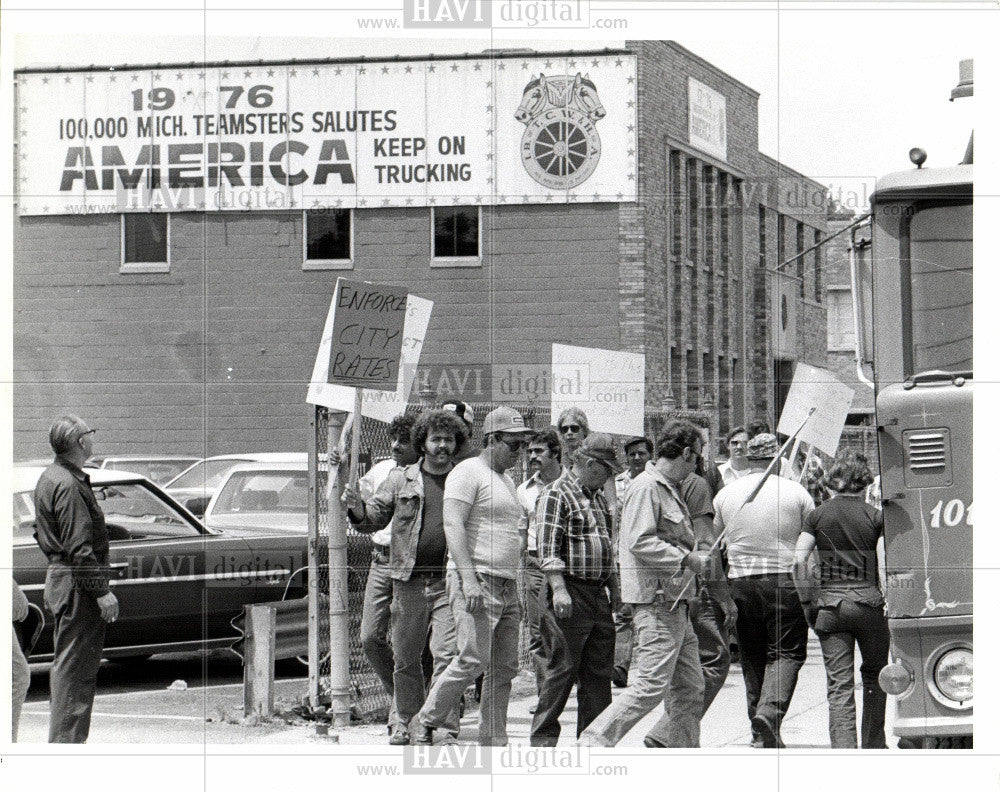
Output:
(530, 433), (624, 746)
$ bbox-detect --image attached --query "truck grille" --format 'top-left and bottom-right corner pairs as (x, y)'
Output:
(903, 429), (951, 488)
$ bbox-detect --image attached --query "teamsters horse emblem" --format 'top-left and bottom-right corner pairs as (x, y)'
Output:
(515, 73), (606, 190)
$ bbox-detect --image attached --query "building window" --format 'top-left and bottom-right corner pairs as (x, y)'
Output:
(827, 287), (856, 351)
(796, 221), (805, 297)
(669, 150), (683, 260)
(687, 159), (699, 263)
(304, 209), (353, 270)
(121, 214), (169, 274)
(758, 205), (766, 268)
(814, 229), (823, 303)
(431, 206), (481, 266)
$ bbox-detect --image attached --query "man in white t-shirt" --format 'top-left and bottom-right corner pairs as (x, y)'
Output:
(713, 433), (815, 748)
(412, 406), (530, 746)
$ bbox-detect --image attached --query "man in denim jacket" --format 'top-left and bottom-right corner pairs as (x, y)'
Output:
(345, 409), (468, 745)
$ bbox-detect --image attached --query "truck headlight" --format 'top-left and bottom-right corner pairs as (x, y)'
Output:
(933, 648), (972, 704)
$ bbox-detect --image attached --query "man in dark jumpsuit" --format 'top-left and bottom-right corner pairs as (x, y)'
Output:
(33, 415), (119, 743)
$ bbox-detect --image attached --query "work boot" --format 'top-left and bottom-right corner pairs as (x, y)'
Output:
(411, 721), (434, 745)
(388, 727), (410, 746)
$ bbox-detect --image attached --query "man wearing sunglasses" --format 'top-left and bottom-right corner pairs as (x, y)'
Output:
(412, 406), (530, 746)
(33, 415), (119, 742)
(555, 407), (589, 468)
(530, 433), (622, 745)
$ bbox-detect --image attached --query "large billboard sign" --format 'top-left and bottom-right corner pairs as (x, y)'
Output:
(15, 55), (637, 215)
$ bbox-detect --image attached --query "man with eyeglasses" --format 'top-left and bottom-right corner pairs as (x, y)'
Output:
(530, 433), (622, 745)
(33, 415), (119, 742)
(411, 406), (530, 746)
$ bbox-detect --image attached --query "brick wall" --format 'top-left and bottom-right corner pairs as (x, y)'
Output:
(14, 204), (620, 458)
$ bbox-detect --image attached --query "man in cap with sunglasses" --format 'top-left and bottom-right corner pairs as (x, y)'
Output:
(33, 415), (119, 742)
(412, 406), (531, 746)
(530, 433), (622, 745)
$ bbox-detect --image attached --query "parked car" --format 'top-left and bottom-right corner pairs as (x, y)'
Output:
(12, 466), (308, 662)
(203, 461), (309, 534)
(164, 452), (307, 517)
(86, 455), (203, 485)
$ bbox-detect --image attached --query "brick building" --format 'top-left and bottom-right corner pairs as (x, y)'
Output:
(13, 41), (827, 459)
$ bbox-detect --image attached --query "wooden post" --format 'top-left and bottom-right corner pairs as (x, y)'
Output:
(798, 445), (815, 484)
(244, 604), (276, 718)
(326, 409), (352, 727)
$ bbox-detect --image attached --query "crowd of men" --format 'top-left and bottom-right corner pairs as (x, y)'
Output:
(15, 408), (886, 750)
(342, 403), (887, 749)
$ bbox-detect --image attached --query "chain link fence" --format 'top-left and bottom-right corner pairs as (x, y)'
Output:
(308, 402), (716, 721)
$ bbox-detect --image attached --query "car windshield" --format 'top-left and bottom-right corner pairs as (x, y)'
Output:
(103, 459), (199, 484)
(211, 470), (309, 515)
(168, 458), (248, 490)
(14, 481), (201, 541)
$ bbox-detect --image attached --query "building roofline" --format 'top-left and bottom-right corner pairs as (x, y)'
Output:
(755, 152), (827, 192)
(655, 40), (761, 98)
(13, 47), (633, 76)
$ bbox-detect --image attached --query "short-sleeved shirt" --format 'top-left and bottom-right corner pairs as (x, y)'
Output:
(444, 456), (522, 579)
(680, 472), (717, 547)
(803, 495), (884, 607)
(713, 471), (815, 578)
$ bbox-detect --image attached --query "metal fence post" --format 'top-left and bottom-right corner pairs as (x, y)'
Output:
(307, 407), (321, 708)
(327, 410), (352, 726)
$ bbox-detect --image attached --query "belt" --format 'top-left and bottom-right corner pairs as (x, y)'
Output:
(410, 568), (445, 580)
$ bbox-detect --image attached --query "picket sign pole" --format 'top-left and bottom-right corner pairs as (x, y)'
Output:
(798, 445), (816, 484)
(788, 438), (802, 476)
(350, 390), (363, 486)
(669, 407), (816, 609)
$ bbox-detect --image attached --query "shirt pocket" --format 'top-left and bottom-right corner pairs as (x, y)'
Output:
(657, 501), (687, 540)
(395, 492), (421, 523)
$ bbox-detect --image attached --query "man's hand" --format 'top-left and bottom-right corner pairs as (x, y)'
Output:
(552, 588), (573, 620)
(463, 576), (485, 614)
(682, 550), (710, 576)
(97, 592), (119, 624)
(340, 482), (363, 518)
(720, 597), (738, 631)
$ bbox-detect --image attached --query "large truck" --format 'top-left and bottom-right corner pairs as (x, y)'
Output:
(851, 60), (973, 748)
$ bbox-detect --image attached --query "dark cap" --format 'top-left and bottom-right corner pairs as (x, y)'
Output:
(577, 433), (623, 473)
(623, 435), (653, 454)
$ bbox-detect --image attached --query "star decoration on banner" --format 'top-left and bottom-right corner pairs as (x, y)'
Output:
(616, 59), (624, 67)
(569, 193), (578, 202)
(617, 192), (624, 200)
(545, 60), (553, 68)
(486, 153), (493, 161)
(628, 173), (635, 181)
(545, 194), (553, 201)
(153, 73), (162, 80)
(382, 65), (390, 74)
(428, 64), (436, 72)
(312, 68), (320, 76)
(42, 206), (49, 213)
(627, 100), (635, 108)
(474, 63), (483, 71)
(486, 176), (494, 184)
(267, 69), (275, 77)
(109, 74), (116, 82)
(486, 104), (493, 112)
(312, 199), (322, 208)
(593, 193), (601, 201)
(405, 65), (413, 73)
(627, 76), (635, 84)
(198, 72), (206, 79)
(475, 195), (483, 203)
(568, 60), (576, 67)
(592, 59), (600, 67)
(428, 197), (436, 204)
(244, 70), (252, 78)
(453, 196), (461, 204)
(86, 75), (94, 83)
(486, 81), (492, 88)
(63, 76), (71, 83)
(497, 62), (504, 71)
(628, 124), (635, 132)
(198, 200), (206, 209)
(358, 67), (366, 75)
(383, 198), (391, 206)
(498, 195), (506, 202)
(522, 62), (529, 69)
(486, 128), (493, 136)
(522, 194), (529, 202)
(177, 200), (186, 209)
(176, 72), (184, 80)
(290, 198), (296, 207)
(220, 72), (229, 79)
(335, 199), (343, 207)
(359, 198), (367, 206)
(335, 67), (343, 76)
(628, 149), (635, 157)
(406, 197), (414, 205)
(290, 69), (297, 77)
(20, 105), (27, 114)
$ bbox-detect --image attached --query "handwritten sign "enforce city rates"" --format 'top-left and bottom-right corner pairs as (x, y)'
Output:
(327, 279), (408, 391)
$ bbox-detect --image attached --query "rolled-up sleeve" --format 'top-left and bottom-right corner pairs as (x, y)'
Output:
(535, 489), (567, 574)
(622, 482), (686, 575)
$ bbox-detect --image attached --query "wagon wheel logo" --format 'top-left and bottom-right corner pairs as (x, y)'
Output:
(515, 73), (606, 190)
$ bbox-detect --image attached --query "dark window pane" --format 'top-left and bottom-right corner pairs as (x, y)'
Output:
(124, 214), (167, 263)
(434, 207), (479, 257)
(307, 209), (351, 259)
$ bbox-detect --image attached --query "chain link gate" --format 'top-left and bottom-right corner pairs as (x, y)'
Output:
(307, 402), (694, 721)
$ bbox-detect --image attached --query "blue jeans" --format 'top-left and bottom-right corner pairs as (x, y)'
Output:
(415, 571), (520, 745)
(814, 598), (890, 748)
(360, 553), (397, 726)
(579, 599), (704, 747)
(391, 574), (460, 733)
(520, 553), (547, 692)
(730, 573), (808, 742)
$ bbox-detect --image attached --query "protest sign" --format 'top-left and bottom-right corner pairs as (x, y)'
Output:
(551, 343), (645, 436)
(307, 284), (433, 423)
(776, 362), (854, 457)
(327, 279), (408, 391)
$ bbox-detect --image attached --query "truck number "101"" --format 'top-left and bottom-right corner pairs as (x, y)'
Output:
(929, 499), (973, 528)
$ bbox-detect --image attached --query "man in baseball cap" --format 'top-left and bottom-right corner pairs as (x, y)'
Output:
(531, 432), (622, 745)
(412, 405), (530, 746)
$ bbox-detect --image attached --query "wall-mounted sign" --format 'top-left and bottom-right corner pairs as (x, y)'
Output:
(688, 77), (727, 162)
(16, 55), (637, 215)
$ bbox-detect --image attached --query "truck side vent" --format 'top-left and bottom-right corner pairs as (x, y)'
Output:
(903, 429), (952, 488)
